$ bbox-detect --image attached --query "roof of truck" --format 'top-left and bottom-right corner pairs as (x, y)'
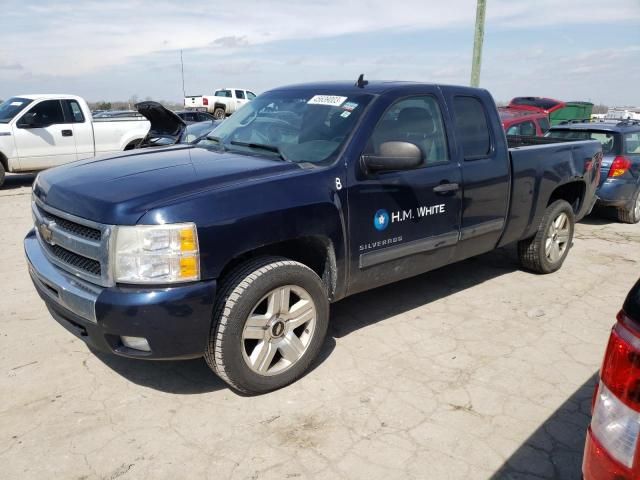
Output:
(268, 81), (486, 96)
(15, 94), (84, 101)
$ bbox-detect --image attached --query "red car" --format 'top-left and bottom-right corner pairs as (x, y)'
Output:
(584, 278), (640, 479)
(498, 107), (551, 136)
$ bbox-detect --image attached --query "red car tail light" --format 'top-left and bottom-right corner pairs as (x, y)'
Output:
(203, 97), (209, 106)
(609, 156), (632, 178)
(586, 311), (640, 477)
(601, 313), (640, 411)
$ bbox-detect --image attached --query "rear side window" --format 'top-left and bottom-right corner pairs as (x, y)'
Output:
(547, 129), (621, 155)
(520, 121), (536, 136)
(235, 90), (246, 100)
(214, 90), (231, 98)
(63, 100), (85, 123)
(625, 133), (640, 154)
(453, 96), (491, 159)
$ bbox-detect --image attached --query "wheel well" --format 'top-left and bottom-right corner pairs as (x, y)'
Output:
(219, 236), (337, 299)
(214, 103), (226, 112)
(124, 139), (142, 150)
(548, 181), (585, 214)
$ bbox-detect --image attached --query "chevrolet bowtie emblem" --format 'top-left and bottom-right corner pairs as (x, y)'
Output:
(38, 221), (55, 245)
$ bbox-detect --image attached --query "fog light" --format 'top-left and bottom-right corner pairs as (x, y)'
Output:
(120, 336), (151, 352)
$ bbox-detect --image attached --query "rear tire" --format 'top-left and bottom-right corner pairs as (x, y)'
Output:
(518, 200), (575, 274)
(213, 107), (226, 120)
(615, 187), (640, 224)
(205, 256), (329, 395)
(0, 162), (5, 188)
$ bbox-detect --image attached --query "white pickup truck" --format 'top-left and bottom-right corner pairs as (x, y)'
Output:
(183, 87), (256, 119)
(0, 94), (150, 187)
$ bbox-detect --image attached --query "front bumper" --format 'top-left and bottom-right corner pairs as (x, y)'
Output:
(25, 229), (216, 360)
(596, 178), (638, 208)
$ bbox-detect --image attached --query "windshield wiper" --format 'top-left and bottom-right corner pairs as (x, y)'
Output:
(229, 141), (288, 161)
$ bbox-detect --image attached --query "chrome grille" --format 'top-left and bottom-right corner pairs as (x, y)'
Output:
(45, 244), (102, 276)
(32, 198), (114, 287)
(36, 206), (101, 241)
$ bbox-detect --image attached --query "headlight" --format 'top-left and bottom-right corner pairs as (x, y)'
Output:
(114, 223), (200, 284)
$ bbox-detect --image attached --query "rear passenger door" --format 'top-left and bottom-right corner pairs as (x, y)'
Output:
(445, 90), (510, 260)
(347, 91), (462, 294)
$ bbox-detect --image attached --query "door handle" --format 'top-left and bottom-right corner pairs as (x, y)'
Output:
(61, 129), (73, 137)
(433, 182), (459, 194)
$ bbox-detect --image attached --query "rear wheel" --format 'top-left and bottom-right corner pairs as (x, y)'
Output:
(0, 162), (5, 188)
(213, 107), (226, 120)
(615, 187), (640, 224)
(205, 257), (329, 394)
(518, 200), (575, 274)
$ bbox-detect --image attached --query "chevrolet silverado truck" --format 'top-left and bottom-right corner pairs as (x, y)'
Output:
(0, 95), (150, 187)
(184, 88), (256, 119)
(25, 80), (602, 394)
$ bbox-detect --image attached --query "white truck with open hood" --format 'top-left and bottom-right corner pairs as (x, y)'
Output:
(0, 94), (150, 187)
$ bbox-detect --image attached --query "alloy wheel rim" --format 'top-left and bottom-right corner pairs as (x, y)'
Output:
(545, 212), (570, 263)
(241, 285), (317, 376)
(634, 193), (640, 219)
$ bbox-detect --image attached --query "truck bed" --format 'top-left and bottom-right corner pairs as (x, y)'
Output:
(499, 136), (602, 246)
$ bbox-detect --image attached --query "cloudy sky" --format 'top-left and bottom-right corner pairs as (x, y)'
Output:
(1, 0), (639, 105)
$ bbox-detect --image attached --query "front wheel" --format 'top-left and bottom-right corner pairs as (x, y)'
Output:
(518, 200), (575, 274)
(0, 162), (5, 188)
(205, 257), (329, 394)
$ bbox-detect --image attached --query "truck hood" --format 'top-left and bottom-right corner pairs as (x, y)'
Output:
(33, 146), (301, 225)
(135, 101), (186, 147)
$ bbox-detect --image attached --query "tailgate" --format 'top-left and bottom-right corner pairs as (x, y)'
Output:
(184, 96), (203, 108)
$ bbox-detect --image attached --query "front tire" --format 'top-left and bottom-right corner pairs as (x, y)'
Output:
(615, 187), (640, 224)
(518, 200), (575, 274)
(205, 257), (329, 394)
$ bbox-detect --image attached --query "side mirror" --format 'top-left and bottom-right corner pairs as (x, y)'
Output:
(361, 141), (423, 172)
(18, 112), (39, 128)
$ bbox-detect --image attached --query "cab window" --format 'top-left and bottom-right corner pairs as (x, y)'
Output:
(453, 96), (491, 159)
(214, 90), (232, 98)
(247, 91), (257, 100)
(235, 90), (246, 100)
(366, 96), (449, 166)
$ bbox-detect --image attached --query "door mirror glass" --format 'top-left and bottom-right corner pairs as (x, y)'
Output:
(19, 112), (41, 128)
(362, 141), (423, 172)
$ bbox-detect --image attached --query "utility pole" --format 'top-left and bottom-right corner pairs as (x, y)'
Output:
(180, 49), (186, 98)
(470, 0), (487, 87)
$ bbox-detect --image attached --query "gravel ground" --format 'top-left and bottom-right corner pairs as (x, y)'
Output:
(1, 173), (638, 479)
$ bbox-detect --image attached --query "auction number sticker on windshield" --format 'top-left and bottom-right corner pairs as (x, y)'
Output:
(307, 95), (347, 106)
(10, 101), (24, 106)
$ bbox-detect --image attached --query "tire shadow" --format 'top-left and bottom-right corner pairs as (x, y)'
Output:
(2, 173), (36, 191)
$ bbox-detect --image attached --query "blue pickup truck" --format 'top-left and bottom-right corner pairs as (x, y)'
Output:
(25, 81), (602, 393)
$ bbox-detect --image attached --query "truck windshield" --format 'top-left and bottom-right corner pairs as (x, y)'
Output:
(546, 129), (621, 155)
(0, 97), (33, 123)
(198, 90), (373, 164)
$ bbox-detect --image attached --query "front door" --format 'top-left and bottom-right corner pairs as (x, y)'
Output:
(13, 99), (77, 170)
(347, 93), (462, 295)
